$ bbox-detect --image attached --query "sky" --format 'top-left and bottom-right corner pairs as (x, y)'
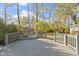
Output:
(0, 3), (57, 24)
(0, 3), (78, 26)
(0, 3), (56, 18)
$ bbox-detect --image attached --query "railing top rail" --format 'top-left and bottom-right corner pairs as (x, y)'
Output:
(66, 34), (75, 38)
(7, 32), (19, 36)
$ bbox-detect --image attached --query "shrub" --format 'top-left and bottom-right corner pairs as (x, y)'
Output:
(48, 23), (55, 33)
(0, 18), (6, 41)
(64, 29), (70, 34)
(32, 20), (50, 33)
(7, 24), (18, 33)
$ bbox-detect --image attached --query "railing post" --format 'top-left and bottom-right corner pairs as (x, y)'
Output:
(54, 32), (56, 42)
(76, 34), (79, 54)
(18, 32), (21, 39)
(64, 34), (67, 45)
(35, 31), (38, 38)
(5, 33), (8, 46)
(45, 32), (47, 38)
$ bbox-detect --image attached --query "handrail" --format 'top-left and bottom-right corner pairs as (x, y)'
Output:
(8, 32), (19, 36)
(5, 32), (20, 44)
(66, 34), (75, 38)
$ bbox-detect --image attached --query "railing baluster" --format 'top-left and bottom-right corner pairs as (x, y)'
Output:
(65, 34), (79, 55)
(76, 34), (79, 54)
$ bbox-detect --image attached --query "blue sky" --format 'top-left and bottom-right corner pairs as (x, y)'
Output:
(0, 3), (56, 20)
(0, 3), (78, 25)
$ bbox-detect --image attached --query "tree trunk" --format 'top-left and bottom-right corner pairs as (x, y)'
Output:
(16, 3), (20, 24)
(35, 3), (38, 22)
(73, 15), (77, 24)
(35, 3), (38, 37)
(4, 4), (7, 34)
(43, 11), (45, 20)
(4, 4), (7, 23)
(71, 14), (77, 25)
(27, 3), (30, 28)
(49, 9), (51, 23)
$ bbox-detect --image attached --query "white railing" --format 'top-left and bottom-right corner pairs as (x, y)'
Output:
(64, 34), (79, 54)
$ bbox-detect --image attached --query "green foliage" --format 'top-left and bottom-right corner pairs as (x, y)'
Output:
(7, 24), (18, 33)
(32, 20), (50, 32)
(0, 18), (6, 41)
(15, 16), (28, 32)
(56, 3), (76, 24)
(0, 17), (24, 41)
(52, 20), (70, 33)
(16, 24), (24, 32)
(64, 28), (70, 34)
(38, 8), (49, 12)
(20, 16), (27, 28)
(76, 17), (79, 25)
(48, 23), (55, 32)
